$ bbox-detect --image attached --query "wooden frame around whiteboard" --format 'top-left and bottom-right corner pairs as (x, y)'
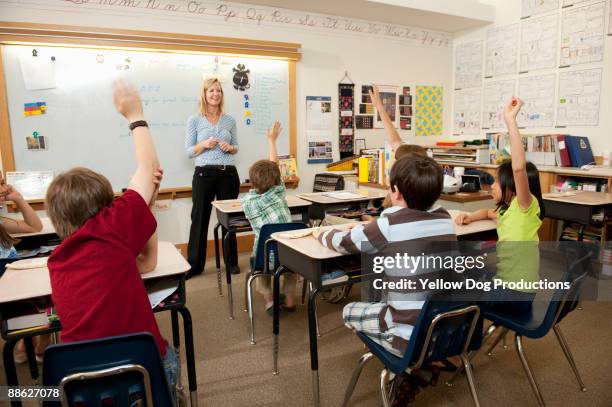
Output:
(0, 21), (300, 194)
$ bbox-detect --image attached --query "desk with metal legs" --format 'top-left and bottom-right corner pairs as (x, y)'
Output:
(543, 191), (612, 241)
(0, 242), (199, 407)
(211, 196), (311, 319)
(270, 212), (497, 406)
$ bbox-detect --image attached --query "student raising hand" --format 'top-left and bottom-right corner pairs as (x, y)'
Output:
(369, 84), (402, 151)
(503, 96), (532, 211)
(266, 121), (282, 162)
(112, 79), (145, 123)
(503, 96), (524, 125)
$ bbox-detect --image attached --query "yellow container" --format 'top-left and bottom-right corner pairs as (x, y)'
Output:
(358, 157), (370, 183)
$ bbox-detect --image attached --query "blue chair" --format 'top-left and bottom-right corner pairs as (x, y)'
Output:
(42, 332), (174, 407)
(476, 250), (592, 407)
(245, 222), (308, 344)
(342, 300), (482, 407)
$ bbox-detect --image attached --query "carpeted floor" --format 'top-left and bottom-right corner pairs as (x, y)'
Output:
(3, 253), (612, 406)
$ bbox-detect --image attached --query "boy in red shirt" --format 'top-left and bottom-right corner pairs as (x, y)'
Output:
(45, 80), (178, 396)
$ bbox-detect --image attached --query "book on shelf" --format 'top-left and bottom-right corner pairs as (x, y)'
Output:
(278, 155), (298, 181)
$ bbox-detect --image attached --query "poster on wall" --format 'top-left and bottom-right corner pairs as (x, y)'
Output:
(374, 85), (398, 129)
(415, 86), (443, 136)
(306, 96), (334, 163)
(338, 83), (355, 159)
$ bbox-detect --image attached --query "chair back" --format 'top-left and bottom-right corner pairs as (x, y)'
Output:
(549, 249), (593, 327)
(42, 332), (173, 407)
(398, 298), (481, 372)
(312, 173), (344, 192)
(252, 223), (308, 273)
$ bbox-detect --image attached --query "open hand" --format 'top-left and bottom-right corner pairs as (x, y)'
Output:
(112, 79), (144, 122)
(266, 121), (282, 142)
(369, 85), (382, 108)
(503, 97), (523, 125)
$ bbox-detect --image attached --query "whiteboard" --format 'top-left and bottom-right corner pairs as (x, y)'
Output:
(2, 45), (290, 190)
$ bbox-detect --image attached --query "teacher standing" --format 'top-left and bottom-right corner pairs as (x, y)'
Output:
(185, 77), (240, 278)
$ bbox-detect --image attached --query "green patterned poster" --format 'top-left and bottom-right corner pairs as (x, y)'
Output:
(415, 86), (443, 136)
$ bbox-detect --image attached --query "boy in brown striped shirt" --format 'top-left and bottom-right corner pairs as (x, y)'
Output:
(313, 156), (456, 357)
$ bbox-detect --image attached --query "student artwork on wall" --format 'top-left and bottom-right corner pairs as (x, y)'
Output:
(454, 41), (483, 89)
(415, 86), (443, 136)
(374, 85), (398, 129)
(521, 0), (558, 19)
(306, 96), (334, 163)
(453, 88), (482, 135)
(556, 68), (602, 126)
(482, 79), (516, 129)
(485, 24), (519, 77)
(517, 74), (556, 127)
(520, 13), (558, 72)
(338, 83), (355, 159)
(560, 2), (605, 67)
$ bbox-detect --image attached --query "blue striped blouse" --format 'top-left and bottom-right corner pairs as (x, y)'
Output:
(184, 114), (238, 166)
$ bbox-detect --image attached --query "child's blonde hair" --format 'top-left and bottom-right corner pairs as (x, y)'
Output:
(198, 77), (224, 116)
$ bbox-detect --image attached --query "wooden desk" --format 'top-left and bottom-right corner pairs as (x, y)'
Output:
(0, 242), (198, 407)
(211, 195), (312, 320)
(12, 217), (60, 251)
(298, 189), (387, 206)
(270, 212), (496, 405)
(543, 191), (612, 242)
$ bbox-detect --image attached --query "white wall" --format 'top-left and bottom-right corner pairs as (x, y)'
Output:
(452, 0), (612, 156)
(0, 1), (454, 244)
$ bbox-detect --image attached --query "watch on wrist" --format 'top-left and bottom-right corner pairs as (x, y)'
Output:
(129, 120), (148, 131)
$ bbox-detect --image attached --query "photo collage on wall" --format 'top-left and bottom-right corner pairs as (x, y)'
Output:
(398, 87), (413, 130)
(338, 83), (355, 159)
(356, 85), (412, 131)
(356, 85), (374, 129)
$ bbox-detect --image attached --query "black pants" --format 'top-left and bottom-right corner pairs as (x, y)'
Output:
(187, 165), (240, 275)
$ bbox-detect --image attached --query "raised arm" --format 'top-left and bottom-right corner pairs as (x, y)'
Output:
(112, 80), (159, 204)
(0, 185), (43, 234)
(266, 121), (281, 162)
(370, 85), (402, 151)
(503, 97), (532, 210)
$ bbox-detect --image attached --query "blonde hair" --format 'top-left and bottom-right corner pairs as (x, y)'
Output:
(46, 167), (114, 239)
(198, 77), (224, 116)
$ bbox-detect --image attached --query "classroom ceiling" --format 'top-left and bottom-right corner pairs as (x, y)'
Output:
(233, 0), (495, 33)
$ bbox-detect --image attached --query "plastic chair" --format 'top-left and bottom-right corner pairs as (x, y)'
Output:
(42, 332), (174, 407)
(245, 222), (308, 344)
(342, 300), (482, 407)
(476, 250), (593, 407)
